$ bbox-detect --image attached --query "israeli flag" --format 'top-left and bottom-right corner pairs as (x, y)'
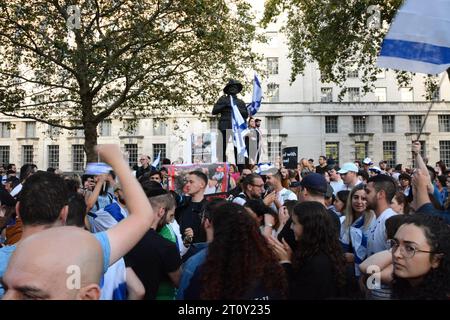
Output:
(152, 151), (161, 168)
(247, 74), (263, 116)
(230, 96), (249, 158)
(377, 0), (450, 74)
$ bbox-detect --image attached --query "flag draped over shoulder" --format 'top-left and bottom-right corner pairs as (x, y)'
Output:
(230, 96), (249, 158)
(247, 74), (263, 116)
(377, 0), (450, 74)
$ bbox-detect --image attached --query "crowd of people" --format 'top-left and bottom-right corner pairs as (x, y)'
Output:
(0, 140), (449, 300)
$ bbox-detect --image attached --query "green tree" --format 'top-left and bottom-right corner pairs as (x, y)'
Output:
(0, 0), (258, 162)
(261, 0), (449, 98)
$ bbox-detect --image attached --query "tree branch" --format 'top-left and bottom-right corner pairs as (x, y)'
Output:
(0, 112), (83, 130)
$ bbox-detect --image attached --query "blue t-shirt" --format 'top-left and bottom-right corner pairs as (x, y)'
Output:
(0, 231), (110, 298)
(417, 203), (450, 224)
(0, 245), (17, 297)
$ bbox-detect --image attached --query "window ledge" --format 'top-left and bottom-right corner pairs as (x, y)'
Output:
(119, 135), (144, 139)
(404, 132), (430, 136)
(17, 137), (39, 141)
(348, 133), (375, 136)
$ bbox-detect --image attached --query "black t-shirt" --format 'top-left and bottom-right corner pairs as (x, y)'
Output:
(283, 253), (339, 299)
(315, 165), (328, 175)
(277, 218), (297, 251)
(124, 229), (181, 300)
(327, 208), (341, 238)
(176, 198), (206, 243)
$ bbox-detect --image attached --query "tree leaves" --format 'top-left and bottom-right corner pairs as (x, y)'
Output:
(0, 0), (258, 161)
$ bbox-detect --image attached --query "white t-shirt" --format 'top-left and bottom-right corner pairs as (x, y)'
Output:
(367, 208), (397, 256)
(330, 180), (345, 195)
(270, 188), (297, 211)
(10, 183), (23, 197)
(344, 180), (363, 191)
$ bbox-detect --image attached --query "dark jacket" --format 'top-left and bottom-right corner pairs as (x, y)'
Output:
(212, 95), (248, 130)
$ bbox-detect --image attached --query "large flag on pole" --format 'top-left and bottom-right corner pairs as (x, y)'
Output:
(152, 151), (161, 168)
(247, 74), (263, 116)
(230, 96), (249, 158)
(377, 0), (450, 74)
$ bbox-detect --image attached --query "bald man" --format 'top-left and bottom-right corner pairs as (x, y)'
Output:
(2, 227), (104, 300)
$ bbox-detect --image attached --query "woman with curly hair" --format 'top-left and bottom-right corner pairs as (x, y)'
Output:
(391, 214), (450, 299)
(360, 214), (450, 299)
(184, 202), (287, 300)
(269, 201), (347, 299)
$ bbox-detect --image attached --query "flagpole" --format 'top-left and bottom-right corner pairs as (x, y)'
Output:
(413, 72), (447, 168)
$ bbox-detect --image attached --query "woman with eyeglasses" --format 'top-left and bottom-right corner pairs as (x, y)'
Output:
(390, 214), (450, 299)
(360, 214), (450, 299)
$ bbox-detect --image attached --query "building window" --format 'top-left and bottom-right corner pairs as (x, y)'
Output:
(382, 115), (395, 133)
(353, 116), (367, 133)
(75, 128), (84, 137)
(267, 57), (279, 75)
(267, 116), (281, 132)
(209, 118), (218, 131)
(153, 144), (166, 162)
(400, 87), (414, 101)
(354, 142), (368, 161)
(25, 122), (36, 138)
(22, 145), (34, 164)
(348, 87), (360, 102)
(347, 69), (359, 78)
(0, 122), (11, 138)
(48, 145), (59, 169)
(439, 141), (450, 167)
(383, 141), (397, 168)
(124, 120), (138, 135)
(374, 87), (387, 102)
(419, 140), (427, 159)
(0, 146), (10, 166)
(99, 120), (111, 136)
(47, 125), (61, 138)
(153, 119), (166, 136)
(432, 88), (440, 101)
(321, 88), (333, 102)
(268, 141), (282, 162)
(267, 83), (279, 102)
(438, 115), (450, 132)
(409, 115), (423, 133)
(125, 144), (138, 169)
(325, 142), (339, 162)
(325, 116), (338, 134)
(72, 145), (85, 172)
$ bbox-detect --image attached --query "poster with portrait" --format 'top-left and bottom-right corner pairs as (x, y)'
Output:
(163, 163), (230, 195)
(191, 133), (213, 164)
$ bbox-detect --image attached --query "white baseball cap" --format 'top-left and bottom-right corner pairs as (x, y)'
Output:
(338, 163), (359, 174)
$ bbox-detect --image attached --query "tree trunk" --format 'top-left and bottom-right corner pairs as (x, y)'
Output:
(84, 121), (99, 163)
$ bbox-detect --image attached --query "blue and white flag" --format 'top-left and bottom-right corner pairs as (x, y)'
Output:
(152, 151), (161, 168)
(230, 96), (249, 158)
(377, 0), (450, 74)
(247, 74), (263, 116)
